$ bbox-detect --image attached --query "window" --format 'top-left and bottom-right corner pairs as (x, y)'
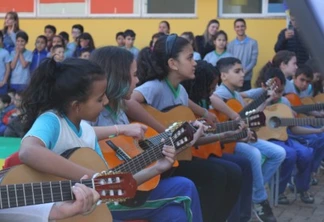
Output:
(0, 0), (196, 18)
(89, 0), (141, 17)
(38, 0), (87, 17)
(219, 0), (286, 18)
(0, 0), (35, 17)
(142, 0), (196, 17)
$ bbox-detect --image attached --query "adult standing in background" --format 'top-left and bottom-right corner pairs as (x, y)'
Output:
(228, 18), (258, 91)
(195, 19), (220, 59)
(274, 13), (310, 66)
(2, 11), (20, 53)
(158, 21), (170, 34)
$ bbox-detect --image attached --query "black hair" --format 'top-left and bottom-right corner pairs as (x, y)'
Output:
(90, 46), (134, 113)
(115, 32), (124, 40)
(80, 48), (92, 56)
(7, 88), (16, 95)
(78, 32), (95, 50)
(52, 35), (66, 48)
(44, 25), (57, 34)
(216, 57), (242, 73)
(295, 64), (313, 79)
(182, 60), (219, 105)
(21, 58), (105, 132)
(137, 35), (191, 85)
(212, 30), (228, 42)
(159, 21), (171, 33)
(124, 29), (136, 38)
(149, 32), (167, 47)
(0, 30), (3, 41)
(59, 31), (69, 42)
(16, 31), (29, 43)
(0, 94), (11, 105)
(257, 67), (286, 87)
(256, 50), (296, 87)
(234, 18), (246, 27)
(305, 58), (321, 74)
(181, 31), (197, 51)
(72, 24), (84, 34)
(36, 35), (48, 45)
(51, 44), (65, 53)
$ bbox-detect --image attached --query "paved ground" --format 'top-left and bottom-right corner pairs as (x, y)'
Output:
(251, 171), (324, 222)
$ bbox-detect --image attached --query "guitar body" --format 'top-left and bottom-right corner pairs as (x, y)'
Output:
(314, 93), (324, 103)
(99, 127), (160, 193)
(256, 104), (294, 141)
(0, 148), (112, 222)
(141, 104), (196, 161)
(285, 93), (311, 118)
(301, 97), (316, 105)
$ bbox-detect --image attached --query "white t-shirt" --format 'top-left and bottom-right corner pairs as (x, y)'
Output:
(0, 203), (54, 222)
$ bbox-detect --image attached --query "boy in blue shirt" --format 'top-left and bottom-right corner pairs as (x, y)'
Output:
(10, 31), (33, 92)
(123, 29), (139, 59)
(30, 35), (48, 73)
(0, 31), (11, 95)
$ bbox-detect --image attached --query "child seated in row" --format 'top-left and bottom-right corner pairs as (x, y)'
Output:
(0, 31), (11, 95)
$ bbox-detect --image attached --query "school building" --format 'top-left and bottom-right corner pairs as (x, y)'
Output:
(1, 0), (287, 85)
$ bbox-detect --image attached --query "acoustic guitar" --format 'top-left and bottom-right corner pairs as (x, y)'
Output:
(140, 104), (265, 158)
(100, 121), (196, 207)
(256, 103), (324, 141)
(285, 93), (324, 116)
(0, 148), (137, 222)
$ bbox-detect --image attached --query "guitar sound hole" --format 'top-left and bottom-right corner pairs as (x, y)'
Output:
(269, 116), (281, 128)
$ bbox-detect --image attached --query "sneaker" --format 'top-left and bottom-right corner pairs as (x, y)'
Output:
(253, 200), (277, 222)
(311, 177), (318, 186)
(278, 193), (290, 205)
(300, 191), (314, 204)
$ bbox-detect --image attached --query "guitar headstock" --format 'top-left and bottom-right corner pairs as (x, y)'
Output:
(266, 77), (281, 93)
(92, 172), (137, 203)
(166, 122), (196, 150)
(245, 110), (266, 128)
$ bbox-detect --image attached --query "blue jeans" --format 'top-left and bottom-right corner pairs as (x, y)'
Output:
(271, 139), (313, 193)
(110, 176), (203, 222)
(234, 139), (286, 203)
(290, 128), (324, 173)
(219, 154), (252, 222)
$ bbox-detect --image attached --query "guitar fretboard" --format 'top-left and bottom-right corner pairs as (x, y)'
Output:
(239, 90), (268, 118)
(0, 180), (93, 209)
(291, 103), (324, 114)
(275, 118), (324, 127)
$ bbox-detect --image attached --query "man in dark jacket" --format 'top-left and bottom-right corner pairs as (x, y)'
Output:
(274, 14), (310, 65)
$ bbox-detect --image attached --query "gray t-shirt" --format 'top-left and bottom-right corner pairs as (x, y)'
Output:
(10, 49), (33, 84)
(203, 51), (233, 66)
(214, 84), (246, 107)
(284, 78), (295, 94)
(134, 79), (189, 111)
(90, 107), (130, 126)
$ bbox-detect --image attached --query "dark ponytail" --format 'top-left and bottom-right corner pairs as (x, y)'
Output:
(137, 35), (191, 85)
(21, 58), (105, 132)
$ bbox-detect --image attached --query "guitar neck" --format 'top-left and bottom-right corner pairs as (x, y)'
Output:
(0, 179), (93, 209)
(276, 118), (324, 127)
(111, 132), (182, 175)
(239, 91), (268, 118)
(220, 130), (249, 144)
(291, 103), (324, 114)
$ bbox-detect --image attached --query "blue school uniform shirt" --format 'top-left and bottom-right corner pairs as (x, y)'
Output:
(10, 49), (33, 84)
(193, 51), (201, 61)
(30, 49), (48, 73)
(214, 84), (246, 107)
(3, 32), (16, 53)
(203, 50), (233, 66)
(23, 111), (104, 159)
(288, 79), (313, 98)
(0, 48), (11, 82)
